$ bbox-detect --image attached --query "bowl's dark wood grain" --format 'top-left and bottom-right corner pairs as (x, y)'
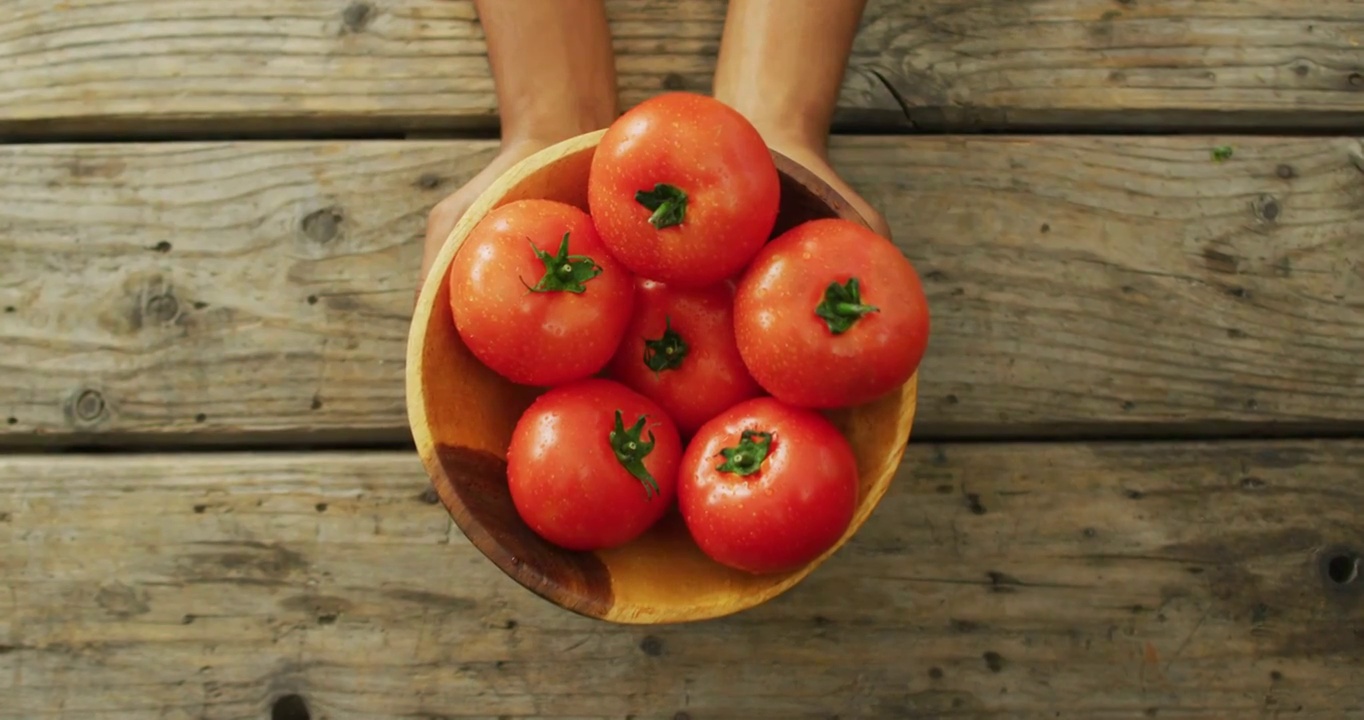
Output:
(407, 130), (918, 624)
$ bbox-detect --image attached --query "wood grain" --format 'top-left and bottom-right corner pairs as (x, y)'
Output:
(0, 442), (1360, 717)
(2, 136), (1360, 444)
(1, 0), (1361, 138)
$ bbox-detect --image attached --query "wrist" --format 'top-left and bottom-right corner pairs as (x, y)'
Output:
(502, 93), (618, 149)
(715, 93), (829, 160)
(710, 0), (866, 163)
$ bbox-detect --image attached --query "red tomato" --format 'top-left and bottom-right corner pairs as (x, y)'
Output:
(507, 378), (682, 552)
(587, 92), (780, 288)
(607, 278), (764, 436)
(734, 218), (930, 409)
(448, 199), (634, 387)
(678, 397), (858, 574)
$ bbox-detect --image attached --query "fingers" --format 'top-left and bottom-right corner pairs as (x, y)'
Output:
(415, 143), (547, 294)
(853, 198), (892, 241)
(818, 170), (892, 241)
(416, 192), (471, 307)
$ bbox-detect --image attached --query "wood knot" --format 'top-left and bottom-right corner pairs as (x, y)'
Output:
(301, 207), (343, 243)
(416, 173), (442, 190)
(986, 571), (1021, 592)
(1253, 194), (1281, 223)
(639, 635), (664, 656)
(964, 493), (986, 515)
(1201, 246), (1239, 274)
(272, 694), (311, 720)
(67, 387), (109, 426)
(662, 73), (687, 91)
(144, 292), (180, 324)
(951, 618), (979, 632)
(1320, 546), (1361, 589)
(1348, 72), (1363, 89)
(342, 2), (374, 33)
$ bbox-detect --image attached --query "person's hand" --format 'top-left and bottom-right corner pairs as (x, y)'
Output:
(763, 133), (892, 240)
(710, 0), (889, 239)
(418, 139), (550, 288)
(418, 0), (618, 294)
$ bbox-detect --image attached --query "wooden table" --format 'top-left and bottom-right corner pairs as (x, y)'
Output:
(2, 2), (1363, 717)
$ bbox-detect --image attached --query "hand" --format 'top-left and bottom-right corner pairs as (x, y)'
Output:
(764, 134), (892, 241)
(418, 139), (550, 288)
(420, 0), (617, 293)
(710, 0), (888, 238)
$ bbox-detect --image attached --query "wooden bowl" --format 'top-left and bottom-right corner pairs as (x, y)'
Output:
(407, 129), (918, 624)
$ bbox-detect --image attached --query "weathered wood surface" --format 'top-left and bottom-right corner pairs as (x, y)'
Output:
(2, 137), (1362, 444)
(0, 442), (1360, 718)
(2, 0), (1362, 138)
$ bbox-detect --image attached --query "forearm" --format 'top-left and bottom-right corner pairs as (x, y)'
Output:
(712, 0), (867, 154)
(475, 0), (619, 146)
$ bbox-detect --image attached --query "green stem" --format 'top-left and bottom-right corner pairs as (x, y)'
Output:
(642, 316), (689, 373)
(716, 429), (773, 476)
(608, 410), (660, 498)
(634, 183), (688, 230)
(522, 232), (603, 294)
(814, 277), (879, 334)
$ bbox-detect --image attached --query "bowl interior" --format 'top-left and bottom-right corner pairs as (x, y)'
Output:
(407, 130), (918, 624)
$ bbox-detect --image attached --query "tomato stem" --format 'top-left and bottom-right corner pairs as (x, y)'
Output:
(642, 316), (689, 373)
(608, 410), (661, 498)
(522, 232), (603, 294)
(716, 429), (773, 476)
(634, 183), (688, 230)
(814, 277), (879, 335)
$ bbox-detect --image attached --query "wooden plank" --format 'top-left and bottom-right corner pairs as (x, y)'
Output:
(2, 137), (1363, 444)
(0, 441), (1361, 717)
(2, 1), (1362, 138)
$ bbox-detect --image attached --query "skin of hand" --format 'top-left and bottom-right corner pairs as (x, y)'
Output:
(712, 0), (892, 240)
(418, 0), (618, 288)
(421, 139), (549, 285)
(423, 0), (891, 292)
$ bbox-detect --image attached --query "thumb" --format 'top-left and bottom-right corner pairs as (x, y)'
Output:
(416, 192), (473, 306)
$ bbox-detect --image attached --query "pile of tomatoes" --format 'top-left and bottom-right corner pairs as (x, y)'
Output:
(447, 92), (930, 576)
